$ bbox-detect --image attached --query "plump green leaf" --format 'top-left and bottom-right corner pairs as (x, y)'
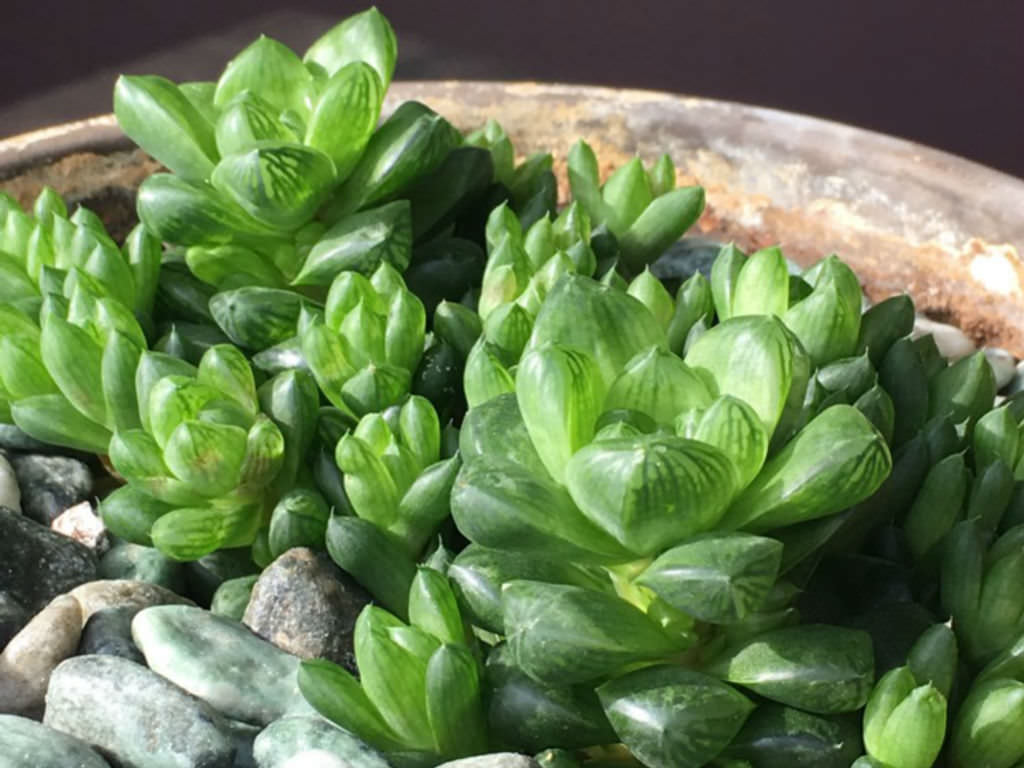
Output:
(11, 394), (111, 454)
(98, 484), (173, 546)
(879, 337), (930, 446)
(258, 368), (320, 490)
(214, 90), (297, 157)
(527, 274), (666, 389)
(689, 395), (769, 491)
(929, 350), (996, 427)
(40, 313), (108, 426)
(303, 7), (397, 87)
(425, 644), (487, 759)
(904, 452), (968, 561)
(102, 330), (144, 432)
(325, 514), (416, 619)
(618, 186), (706, 272)
(709, 243), (747, 321)
(236, 415), (286, 491)
(597, 664), (754, 768)
(732, 246), (790, 318)
(951, 678), (1024, 768)
(463, 340), (515, 408)
(267, 488), (330, 557)
(721, 405), (892, 532)
(210, 286), (319, 350)
(668, 272), (714, 354)
(458, 392), (547, 477)
(707, 624), (875, 713)
(408, 567), (465, 645)
(723, 703), (864, 768)
(296, 201), (411, 285)
(163, 420), (248, 497)
(516, 343), (606, 484)
(150, 501), (262, 561)
(502, 580), (677, 685)
(186, 244), (287, 289)
(452, 455), (636, 564)
(114, 74), (218, 182)
(214, 35), (314, 116)
(638, 533), (783, 624)
(146, 377), (222, 448)
(604, 345), (713, 426)
(0, 334), (56, 400)
(856, 295), (914, 365)
(210, 142), (336, 231)
(566, 434), (738, 555)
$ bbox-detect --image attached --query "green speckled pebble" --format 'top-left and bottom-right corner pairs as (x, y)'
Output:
(253, 717), (391, 768)
(132, 604), (312, 725)
(0, 713), (111, 767)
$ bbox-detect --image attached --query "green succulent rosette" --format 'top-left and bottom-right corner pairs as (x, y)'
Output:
(0, 189), (161, 452)
(102, 343), (318, 561)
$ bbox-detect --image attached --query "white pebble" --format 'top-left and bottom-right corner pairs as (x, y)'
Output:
(911, 316), (975, 360)
(281, 751), (351, 768)
(51, 501), (107, 551)
(985, 348), (1018, 391)
(0, 454), (20, 513)
(1008, 360), (1024, 396)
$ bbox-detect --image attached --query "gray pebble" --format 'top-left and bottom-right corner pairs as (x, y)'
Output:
(1006, 360), (1024, 396)
(0, 594), (82, 716)
(985, 347), (1018, 391)
(78, 605), (146, 664)
(132, 605), (311, 726)
(0, 453), (20, 513)
(0, 507), (97, 613)
(44, 654), (236, 768)
(0, 424), (51, 452)
(98, 541), (187, 594)
(0, 713), (111, 767)
(243, 548), (370, 672)
(68, 579), (193, 624)
(252, 716), (391, 768)
(0, 591), (28, 650)
(9, 454), (92, 526)
(435, 755), (541, 768)
(911, 316), (975, 361)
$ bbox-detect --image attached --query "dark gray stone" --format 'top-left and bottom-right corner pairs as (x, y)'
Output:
(78, 605), (146, 664)
(98, 541), (187, 594)
(0, 713), (111, 767)
(0, 590), (28, 650)
(44, 654), (236, 768)
(243, 548), (371, 672)
(0, 507), (97, 613)
(9, 454), (92, 525)
(0, 424), (51, 453)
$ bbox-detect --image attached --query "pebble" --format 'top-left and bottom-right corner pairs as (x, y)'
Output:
(226, 719), (261, 768)
(0, 594), (82, 716)
(253, 717), (391, 768)
(98, 541), (187, 594)
(52, 501), (108, 552)
(1005, 359), (1024, 396)
(0, 453), (20, 513)
(0, 591), (28, 650)
(9, 454), (92, 526)
(132, 605), (311, 725)
(78, 606), (146, 664)
(0, 424), (51, 452)
(243, 548), (370, 672)
(0, 506), (97, 613)
(0, 713), (111, 767)
(985, 347), (1018, 391)
(911, 315), (975, 361)
(435, 755), (541, 768)
(44, 654), (235, 768)
(68, 579), (193, 624)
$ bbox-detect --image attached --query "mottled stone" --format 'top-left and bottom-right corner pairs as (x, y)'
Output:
(132, 605), (311, 725)
(78, 605), (146, 664)
(9, 454), (92, 525)
(0, 590), (28, 649)
(52, 501), (108, 552)
(98, 541), (187, 594)
(0, 714), (111, 767)
(68, 579), (192, 624)
(435, 755), (541, 768)
(226, 719), (261, 768)
(252, 717), (391, 768)
(44, 655), (235, 768)
(243, 548), (370, 672)
(0, 452), (21, 513)
(0, 594), (82, 716)
(0, 507), (97, 613)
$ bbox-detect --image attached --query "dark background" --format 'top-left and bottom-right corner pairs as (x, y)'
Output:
(3, 0), (1023, 178)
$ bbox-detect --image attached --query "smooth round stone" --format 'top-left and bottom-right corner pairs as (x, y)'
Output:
(0, 713), (111, 767)
(132, 605), (310, 725)
(243, 548), (371, 672)
(226, 719), (261, 768)
(985, 347), (1018, 390)
(435, 755), (541, 768)
(0, 594), (82, 716)
(98, 541), (187, 594)
(211, 575), (259, 621)
(78, 605), (146, 664)
(0, 453), (21, 513)
(9, 454), (92, 526)
(1010, 360), (1024, 395)
(68, 579), (193, 624)
(911, 315), (975, 361)
(0, 507), (97, 614)
(44, 655), (235, 768)
(253, 717), (391, 768)
(0, 590), (28, 650)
